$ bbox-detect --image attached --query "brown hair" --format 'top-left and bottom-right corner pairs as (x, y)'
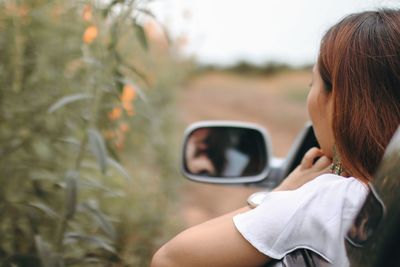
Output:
(318, 9), (400, 180)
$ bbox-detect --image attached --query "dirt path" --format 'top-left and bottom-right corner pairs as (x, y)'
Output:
(177, 70), (311, 227)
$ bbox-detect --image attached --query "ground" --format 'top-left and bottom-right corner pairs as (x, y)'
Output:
(176, 69), (311, 227)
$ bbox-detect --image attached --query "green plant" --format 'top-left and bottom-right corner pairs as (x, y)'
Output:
(0, 1), (187, 266)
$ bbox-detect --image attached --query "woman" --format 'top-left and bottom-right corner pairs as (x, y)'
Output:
(151, 9), (400, 267)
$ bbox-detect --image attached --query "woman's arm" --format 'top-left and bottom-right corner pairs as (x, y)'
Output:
(150, 206), (270, 267)
(151, 148), (331, 267)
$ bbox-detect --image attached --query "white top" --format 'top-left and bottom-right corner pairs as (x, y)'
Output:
(222, 148), (250, 176)
(233, 174), (369, 266)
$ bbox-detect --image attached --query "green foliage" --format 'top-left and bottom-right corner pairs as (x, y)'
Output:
(0, 1), (187, 266)
(197, 61), (313, 76)
(227, 61), (292, 75)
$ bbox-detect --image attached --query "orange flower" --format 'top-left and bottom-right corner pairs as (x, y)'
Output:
(83, 26), (98, 44)
(121, 85), (137, 116)
(5, 3), (29, 17)
(121, 84), (137, 102)
(122, 102), (135, 116)
(82, 5), (92, 22)
(19, 4), (29, 17)
(119, 123), (129, 133)
(108, 107), (122, 120)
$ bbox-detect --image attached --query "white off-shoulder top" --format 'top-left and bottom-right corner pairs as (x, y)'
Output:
(233, 174), (369, 266)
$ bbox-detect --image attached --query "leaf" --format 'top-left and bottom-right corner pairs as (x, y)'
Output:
(88, 128), (108, 174)
(65, 232), (116, 254)
(83, 202), (116, 241)
(112, 68), (124, 92)
(65, 170), (78, 220)
(107, 157), (132, 181)
(114, 52), (152, 88)
(57, 137), (80, 146)
(82, 56), (102, 67)
(28, 202), (60, 219)
(102, 0), (124, 17)
(135, 22), (148, 50)
(34, 235), (52, 267)
(136, 8), (172, 45)
(136, 8), (157, 19)
(48, 93), (92, 113)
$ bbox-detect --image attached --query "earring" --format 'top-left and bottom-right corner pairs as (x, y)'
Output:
(331, 146), (344, 175)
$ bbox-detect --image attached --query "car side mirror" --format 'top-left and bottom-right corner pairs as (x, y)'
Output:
(181, 121), (272, 184)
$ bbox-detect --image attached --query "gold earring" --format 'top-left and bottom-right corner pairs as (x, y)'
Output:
(331, 146), (344, 175)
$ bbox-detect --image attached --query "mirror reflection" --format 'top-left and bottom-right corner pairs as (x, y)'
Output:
(184, 127), (267, 178)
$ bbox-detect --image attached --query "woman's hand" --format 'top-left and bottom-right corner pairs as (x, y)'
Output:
(274, 147), (332, 191)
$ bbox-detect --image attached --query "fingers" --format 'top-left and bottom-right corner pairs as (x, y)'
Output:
(313, 156), (332, 170)
(188, 155), (216, 175)
(301, 147), (324, 169)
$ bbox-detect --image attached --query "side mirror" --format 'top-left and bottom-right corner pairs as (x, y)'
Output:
(181, 121), (272, 184)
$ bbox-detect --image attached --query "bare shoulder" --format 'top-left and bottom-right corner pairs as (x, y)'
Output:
(151, 206), (270, 267)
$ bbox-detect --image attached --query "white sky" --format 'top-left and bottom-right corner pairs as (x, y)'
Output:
(149, 0), (400, 66)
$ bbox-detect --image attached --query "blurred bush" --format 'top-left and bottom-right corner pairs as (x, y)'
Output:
(197, 61), (312, 76)
(0, 1), (188, 266)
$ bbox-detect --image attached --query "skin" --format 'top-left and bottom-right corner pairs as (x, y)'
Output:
(307, 64), (335, 158)
(150, 65), (334, 267)
(186, 128), (217, 175)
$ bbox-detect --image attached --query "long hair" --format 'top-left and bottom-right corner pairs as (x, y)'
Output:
(318, 9), (400, 180)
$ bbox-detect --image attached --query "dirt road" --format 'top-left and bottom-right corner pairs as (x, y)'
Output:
(177, 70), (311, 227)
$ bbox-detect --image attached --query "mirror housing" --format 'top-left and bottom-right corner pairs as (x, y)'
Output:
(181, 121), (272, 184)
(181, 121), (319, 186)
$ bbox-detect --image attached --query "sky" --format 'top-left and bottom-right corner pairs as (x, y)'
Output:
(149, 0), (400, 66)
